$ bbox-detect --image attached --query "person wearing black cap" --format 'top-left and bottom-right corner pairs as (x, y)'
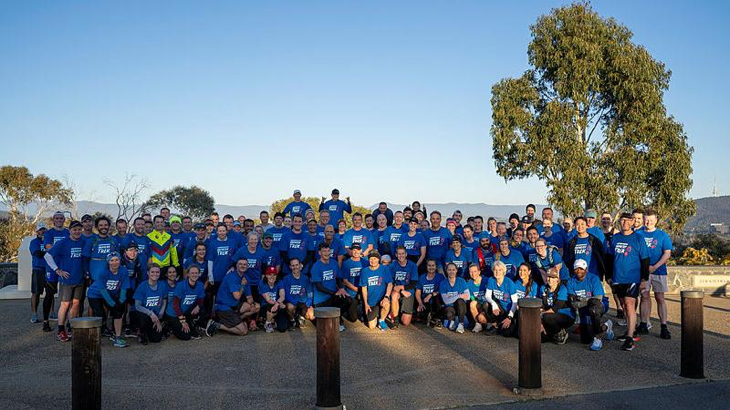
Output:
(320, 189), (352, 228)
(81, 214), (94, 241)
(507, 213), (520, 237)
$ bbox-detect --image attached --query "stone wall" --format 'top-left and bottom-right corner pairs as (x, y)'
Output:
(666, 266), (730, 296)
(0, 263), (18, 288)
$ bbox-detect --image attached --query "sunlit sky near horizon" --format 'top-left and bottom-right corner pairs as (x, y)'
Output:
(1, 1), (728, 206)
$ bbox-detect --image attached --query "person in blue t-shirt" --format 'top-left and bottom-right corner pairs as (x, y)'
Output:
(533, 238), (569, 283)
(567, 259), (613, 350)
(82, 216), (119, 282)
(183, 243), (209, 282)
(422, 211), (453, 271)
(165, 263), (206, 340)
(181, 222), (208, 264)
(29, 224), (47, 324)
(268, 212), (290, 248)
(232, 232), (266, 293)
(318, 189), (352, 227)
(340, 243), (365, 299)
(258, 266), (287, 333)
(497, 237), (525, 280)
(444, 235), (473, 278)
(462, 225), (480, 254)
(342, 213), (375, 257)
(279, 215), (311, 275)
(389, 246), (419, 328)
(205, 223), (239, 315)
(398, 218), (427, 272)
(438, 263), (470, 333)
(121, 217), (152, 277)
(283, 190), (312, 217)
(637, 209), (673, 339)
(382, 211), (408, 256)
(209, 259), (258, 336)
(416, 259), (444, 328)
(564, 217), (608, 280)
(474, 236), (498, 277)
(539, 219), (565, 253)
(539, 269), (574, 344)
(483, 261), (518, 337)
(132, 263), (167, 344)
(87, 252), (131, 347)
(514, 263), (538, 300)
(311, 242), (358, 329)
(282, 258), (315, 328)
(361, 252), (394, 331)
(44, 220), (84, 342)
(608, 212), (650, 351)
(466, 263), (487, 333)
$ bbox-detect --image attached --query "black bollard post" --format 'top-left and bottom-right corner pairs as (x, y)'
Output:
(70, 317), (102, 410)
(680, 290), (704, 379)
(314, 307), (343, 410)
(517, 298), (542, 391)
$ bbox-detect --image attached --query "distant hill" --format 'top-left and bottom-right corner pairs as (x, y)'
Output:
(684, 196), (730, 233)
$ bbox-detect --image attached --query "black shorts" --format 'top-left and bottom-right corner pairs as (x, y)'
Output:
(249, 285), (261, 303)
(216, 309), (242, 328)
(398, 293), (415, 315)
(612, 283), (640, 299)
(366, 304), (382, 322)
(58, 283), (84, 302)
(31, 268), (46, 294)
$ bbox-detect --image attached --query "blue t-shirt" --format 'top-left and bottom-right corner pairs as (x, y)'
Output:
(522, 244), (538, 264)
(342, 228), (375, 253)
(566, 274), (605, 299)
(422, 227), (453, 264)
(261, 246), (282, 270)
(166, 279), (205, 316)
(540, 284), (574, 319)
(258, 279), (282, 306)
(133, 281), (168, 316)
(268, 226), (290, 247)
(390, 260), (418, 286)
(232, 245), (266, 285)
(484, 276), (516, 312)
(206, 237), (238, 282)
(215, 271), (250, 312)
(541, 231), (565, 250)
(536, 248), (569, 281)
(417, 273), (444, 296)
(438, 277), (468, 306)
(87, 266), (130, 299)
(474, 246), (498, 276)
(163, 281), (177, 317)
(47, 237), (85, 285)
(283, 201), (312, 217)
(360, 266), (393, 306)
(609, 232), (650, 284)
(513, 280), (538, 299)
(121, 233), (151, 273)
(573, 236), (599, 276)
(397, 232), (426, 257)
(444, 249), (473, 278)
(281, 273), (313, 306)
(305, 232), (324, 254)
(183, 258), (209, 280)
(320, 199), (351, 226)
(279, 230), (309, 274)
(499, 250), (525, 280)
(182, 236), (209, 263)
(383, 224), (408, 255)
(467, 278), (486, 302)
(463, 238), (480, 253)
(340, 258), (366, 298)
(310, 259), (340, 305)
(30, 237), (45, 269)
(641, 229), (673, 276)
(82, 235), (120, 281)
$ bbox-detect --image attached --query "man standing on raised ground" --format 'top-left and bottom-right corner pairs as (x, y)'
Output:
(636, 208), (673, 339)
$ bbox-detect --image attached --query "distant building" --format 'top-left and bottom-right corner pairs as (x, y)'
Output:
(710, 223), (729, 234)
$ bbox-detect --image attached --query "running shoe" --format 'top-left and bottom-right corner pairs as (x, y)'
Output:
(288, 320), (295, 331)
(339, 324), (346, 332)
(635, 322), (649, 335)
(378, 320), (388, 331)
(30, 314), (39, 324)
(434, 319), (443, 329)
(589, 337), (603, 351)
(392, 318), (400, 329)
(248, 320), (258, 332)
(484, 324), (498, 336)
(456, 323), (465, 334)
(616, 333), (641, 342)
(297, 315), (307, 328)
(616, 310), (627, 327)
(472, 322), (483, 333)
(42, 322), (52, 332)
(124, 328), (136, 338)
(101, 327), (114, 339)
(265, 322), (274, 333)
(112, 337), (129, 348)
(205, 320), (219, 337)
(57, 331), (70, 342)
(555, 329), (569, 345)
(621, 337), (635, 351)
(604, 320), (614, 341)
(660, 325), (671, 340)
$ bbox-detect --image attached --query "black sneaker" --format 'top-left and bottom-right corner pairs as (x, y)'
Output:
(616, 310), (625, 319)
(384, 316), (395, 329)
(138, 332), (149, 345)
(124, 328), (136, 338)
(297, 315), (307, 328)
(190, 330), (202, 340)
(42, 322), (52, 332)
(434, 319), (443, 329)
(205, 320), (218, 337)
(617, 333), (641, 342)
(660, 326), (671, 340)
(288, 320), (295, 331)
(621, 337), (635, 351)
(425, 312), (432, 327)
(101, 327), (114, 339)
(636, 323), (649, 335)
(555, 329), (569, 345)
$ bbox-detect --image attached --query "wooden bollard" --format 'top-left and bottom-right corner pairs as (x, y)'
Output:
(71, 317), (102, 410)
(680, 290), (704, 379)
(314, 307), (343, 410)
(517, 298), (542, 391)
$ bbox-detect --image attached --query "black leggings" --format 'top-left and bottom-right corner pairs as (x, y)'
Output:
(204, 282), (220, 320)
(89, 297), (125, 328)
(419, 295), (443, 320)
(483, 303), (517, 337)
(577, 299), (605, 342)
(287, 302), (309, 320)
(132, 311), (163, 343)
(166, 311), (205, 341)
(442, 299), (467, 323)
(315, 295), (359, 323)
(42, 281), (57, 321)
(541, 312), (574, 340)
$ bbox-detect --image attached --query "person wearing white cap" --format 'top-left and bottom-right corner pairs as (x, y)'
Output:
(283, 190), (312, 218)
(566, 259), (613, 351)
(29, 223), (47, 324)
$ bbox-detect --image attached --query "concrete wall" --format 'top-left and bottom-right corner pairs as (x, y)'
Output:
(666, 266), (730, 296)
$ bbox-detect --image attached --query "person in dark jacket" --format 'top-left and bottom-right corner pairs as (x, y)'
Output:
(563, 216), (608, 280)
(372, 202), (394, 227)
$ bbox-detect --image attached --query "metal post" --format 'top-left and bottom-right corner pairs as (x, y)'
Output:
(314, 307), (343, 410)
(71, 317), (102, 410)
(680, 290), (704, 379)
(517, 298), (542, 391)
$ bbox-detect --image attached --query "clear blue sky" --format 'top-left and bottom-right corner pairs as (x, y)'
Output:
(1, 1), (727, 207)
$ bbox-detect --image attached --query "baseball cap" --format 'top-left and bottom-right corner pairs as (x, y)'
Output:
(293, 189), (301, 195)
(452, 234), (463, 243)
(332, 188), (340, 195)
(81, 214), (93, 222)
(169, 216), (182, 224)
(69, 220), (82, 229)
(350, 243), (362, 250)
(35, 223), (46, 231)
(584, 209), (598, 219)
(265, 265), (278, 276)
(106, 251), (121, 262)
(380, 254), (392, 263)
(194, 223), (206, 230)
(368, 251), (381, 260)
(125, 241), (138, 250)
(521, 215), (532, 223)
(573, 259), (588, 270)
(262, 232), (274, 239)
(233, 221), (241, 227)
(509, 213), (520, 221)
(53, 211), (65, 218)
(546, 269), (560, 279)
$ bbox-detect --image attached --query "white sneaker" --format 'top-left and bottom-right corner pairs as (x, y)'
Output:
(472, 323), (483, 333)
(265, 322), (274, 333)
(647, 321), (653, 330)
(339, 324), (346, 332)
(456, 323), (465, 334)
(449, 321), (457, 331)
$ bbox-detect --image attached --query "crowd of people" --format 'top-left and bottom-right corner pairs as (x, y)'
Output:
(28, 188), (673, 352)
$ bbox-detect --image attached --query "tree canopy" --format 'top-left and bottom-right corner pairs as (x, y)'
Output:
(143, 185), (215, 220)
(490, 2), (694, 234)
